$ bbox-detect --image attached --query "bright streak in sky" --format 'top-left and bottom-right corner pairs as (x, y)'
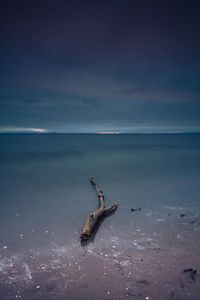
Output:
(0, 127), (47, 133)
(30, 128), (47, 133)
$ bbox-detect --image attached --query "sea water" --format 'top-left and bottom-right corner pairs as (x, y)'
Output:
(0, 133), (200, 299)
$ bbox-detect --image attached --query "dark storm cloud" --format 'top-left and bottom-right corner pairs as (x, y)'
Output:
(0, 0), (200, 132)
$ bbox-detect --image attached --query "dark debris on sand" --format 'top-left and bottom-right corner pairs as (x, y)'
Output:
(137, 279), (150, 285)
(131, 207), (141, 212)
(183, 268), (198, 281)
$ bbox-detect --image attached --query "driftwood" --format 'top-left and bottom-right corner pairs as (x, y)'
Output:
(80, 177), (118, 241)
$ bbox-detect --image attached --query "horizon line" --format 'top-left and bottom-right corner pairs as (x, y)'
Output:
(1, 131), (200, 135)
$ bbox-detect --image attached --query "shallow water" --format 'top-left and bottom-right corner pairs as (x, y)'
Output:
(0, 133), (200, 299)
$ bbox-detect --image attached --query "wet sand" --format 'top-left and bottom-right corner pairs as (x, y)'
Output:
(1, 205), (200, 300)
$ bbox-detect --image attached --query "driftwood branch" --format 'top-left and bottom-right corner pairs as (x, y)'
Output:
(80, 177), (118, 241)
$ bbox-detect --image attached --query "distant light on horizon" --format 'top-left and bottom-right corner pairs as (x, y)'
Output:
(96, 131), (121, 135)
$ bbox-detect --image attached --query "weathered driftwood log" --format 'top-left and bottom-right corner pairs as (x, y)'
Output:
(80, 177), (118, 241)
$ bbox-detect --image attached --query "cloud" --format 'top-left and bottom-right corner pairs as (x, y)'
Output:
(1, 68), (198, 113)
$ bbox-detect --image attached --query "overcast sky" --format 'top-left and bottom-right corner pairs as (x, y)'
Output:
(0, 0), (200, 133)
